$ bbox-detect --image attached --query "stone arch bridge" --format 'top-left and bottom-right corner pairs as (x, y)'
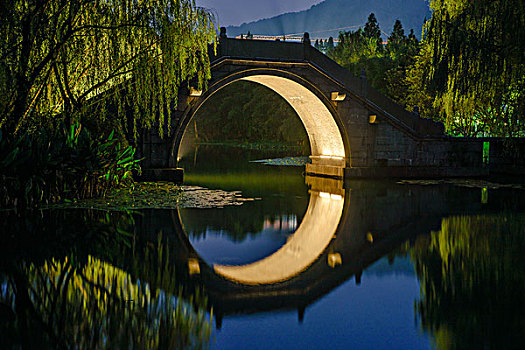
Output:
(140, 35), (514, 179)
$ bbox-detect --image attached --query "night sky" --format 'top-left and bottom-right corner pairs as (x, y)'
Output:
(195, 0), (324, 26)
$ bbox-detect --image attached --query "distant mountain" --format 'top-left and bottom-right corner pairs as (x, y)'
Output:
(226, 0), (431, 40)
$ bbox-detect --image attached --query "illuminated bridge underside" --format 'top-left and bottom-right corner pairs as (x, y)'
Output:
(240, 75), (345, 160)
(213, 190), (344, 285)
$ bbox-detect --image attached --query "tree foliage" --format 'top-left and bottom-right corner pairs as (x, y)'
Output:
(0, 0), (217, 138)
(388, 19), (405, 46)
(363, 13), (383, 53)
(189, 81), (309, 146)
(0, 211), (213, 349)
(314, 37), (335, 55)
(384, 24), (420, 108)
(406, 0), (525, 136)
(329, 14), (419, 103)
(0, 123), (141, 208)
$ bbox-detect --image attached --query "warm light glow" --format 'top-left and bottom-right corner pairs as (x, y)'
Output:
(240, 75), (346, 159)
(331, 92), (346, 101)
(189, 87), (202, 97)
(328, 252), (342, 268)
(318, 192), (342, 200)
(214, 189), (345, 285)
(319, 155), (345, 160)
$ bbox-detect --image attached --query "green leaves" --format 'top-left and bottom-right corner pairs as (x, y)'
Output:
(0, 122), (141, 208)
(1, 0), (217, 139)
(410, 0), (525, 136)
(328, 15), (420, 106)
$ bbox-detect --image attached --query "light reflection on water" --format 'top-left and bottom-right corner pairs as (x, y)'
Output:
(212, 181), (344, 285)
(180, 145), (525, 350)
(1, 145), (524, 349)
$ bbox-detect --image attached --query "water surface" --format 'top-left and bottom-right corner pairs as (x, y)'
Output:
(1, 145), (524, 349)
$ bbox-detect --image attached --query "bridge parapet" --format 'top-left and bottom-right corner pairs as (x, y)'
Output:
(214, 37), (308, 63)
(213, 38), (445, 138)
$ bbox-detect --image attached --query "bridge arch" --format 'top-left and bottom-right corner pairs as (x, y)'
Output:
(169, 68), (351, 167)
(179, 176), (347, 286)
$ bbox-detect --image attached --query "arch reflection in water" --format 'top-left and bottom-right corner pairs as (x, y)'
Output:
(214, 176), (345, 285)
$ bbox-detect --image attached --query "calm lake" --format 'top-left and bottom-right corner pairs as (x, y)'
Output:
(1, 145), (524, 349)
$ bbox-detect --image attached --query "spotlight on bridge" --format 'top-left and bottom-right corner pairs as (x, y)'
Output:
(328, 252), (342, 268)
(369, 114), (377, 124)
(318, 155), (345, 161)
(189, 87), (202, 97)
(319, 191), (331, 199)
(319, 192), (343, 200)
(331, 92), (346, 101)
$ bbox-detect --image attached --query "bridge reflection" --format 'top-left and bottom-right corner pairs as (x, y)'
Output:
(213, 176), (344, 284)
(2, 180), (523, 347)
(173, 178), (490, 328)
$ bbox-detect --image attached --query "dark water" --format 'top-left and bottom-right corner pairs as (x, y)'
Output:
(1, 145), (524, 349)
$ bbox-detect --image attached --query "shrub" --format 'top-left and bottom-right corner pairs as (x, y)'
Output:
(0, 122), (141, 208)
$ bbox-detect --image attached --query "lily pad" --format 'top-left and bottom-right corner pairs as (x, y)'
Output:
(250, 156), (310, 166)
(397, 179), (525, 190)
(43, 182), (260, 211)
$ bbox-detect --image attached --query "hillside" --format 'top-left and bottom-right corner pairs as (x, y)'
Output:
(226, 0), (431, 39)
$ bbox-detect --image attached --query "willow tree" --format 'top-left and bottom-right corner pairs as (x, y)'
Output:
(407, 0), (525, 136)
(0, 0), (217, 138)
